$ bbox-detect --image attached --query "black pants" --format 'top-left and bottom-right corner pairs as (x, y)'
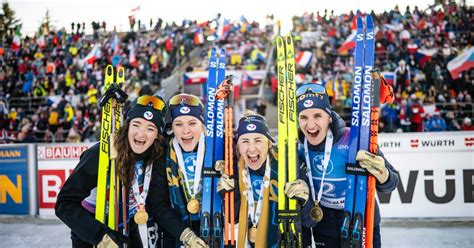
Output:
(71, 221), (143, 248)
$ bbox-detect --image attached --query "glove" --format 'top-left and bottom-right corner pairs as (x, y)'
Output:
(98, 225), (129, 248)
(284, 179), (309, 205)
(179, 227), (209, 248)
(356, 150), (389, 184)
(215, 160), (234, 194)
(217, 174), (235, 193)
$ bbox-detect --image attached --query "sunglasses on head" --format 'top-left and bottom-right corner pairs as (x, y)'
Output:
(168, 94), (203, 108)
(296, 84), (327, 97)
(136, 95), (166, 111)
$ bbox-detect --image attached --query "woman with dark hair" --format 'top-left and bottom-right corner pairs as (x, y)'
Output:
(55, 95), (168, 248)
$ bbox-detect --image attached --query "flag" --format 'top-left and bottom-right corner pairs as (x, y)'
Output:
(11, 28), (21, 52)
(242, 70), (265, 88)
(217, 18), (232, 40)
(83, 44), (101, 64)
(110, 34), (120, 55)
(183, 71), (208, 85)
(381, 72), (396, 86)
(447, 47), (474, 79)
(128, 43), (137, 68)
(131, 6), (140, 12)
(295, 51), (313, 68)
(414, 48), (437, 68)
(194, 28), (204, 45)
(36, 35), (45, 49)
(338, 30), (357, 53)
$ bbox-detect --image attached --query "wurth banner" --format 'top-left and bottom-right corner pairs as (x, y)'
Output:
(378, 131), (474, 218)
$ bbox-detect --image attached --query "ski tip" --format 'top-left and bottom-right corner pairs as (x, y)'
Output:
(366, 14), (373, 27)
(357, 16), (364, 28)
(285, 34), (293, 45)
(220, 48), (226, 55)
(276, 36), (284, 47)
(211, 47), (217, 55)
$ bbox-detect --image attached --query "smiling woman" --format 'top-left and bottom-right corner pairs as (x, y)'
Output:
(55, 95), (168, 248)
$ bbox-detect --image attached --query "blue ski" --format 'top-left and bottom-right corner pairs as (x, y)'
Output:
(201, 47), (225, 248)
(351, 15), (375, 248)
(201, 47), (218, 244)
(341, 15), (375, 248)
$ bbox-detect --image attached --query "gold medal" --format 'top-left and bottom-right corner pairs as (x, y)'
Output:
(310, 203), (323, 222)
(187, 198), (201, 214)
(248, 226), (257, 243)
(134, 206), (149, 225)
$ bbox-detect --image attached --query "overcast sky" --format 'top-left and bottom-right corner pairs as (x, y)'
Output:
(5, 0), (460, 36)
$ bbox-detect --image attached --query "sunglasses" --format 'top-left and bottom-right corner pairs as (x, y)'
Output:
(168, 94), (204, 108)
(296, 84), (326, 97)
(136, 95), (166, 111)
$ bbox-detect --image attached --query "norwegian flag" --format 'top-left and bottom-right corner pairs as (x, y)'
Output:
(11, 29), (21, 52)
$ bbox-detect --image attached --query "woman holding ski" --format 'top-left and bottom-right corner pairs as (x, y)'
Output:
(284, 84), (399, 248)
(217, 110), (279, 248)
(147, 93), (209, 248)
(56, 95), (168, 247)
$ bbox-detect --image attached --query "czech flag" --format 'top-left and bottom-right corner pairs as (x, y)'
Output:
(338, 30), (357, 53)
(414, 48), (437, 68)
(83, 44), (101, 64)
(447, 47), (474, 79)
(295, 51), (313, 68)
(194, 28), (204, 45)
(183, 71), (208, 85)
(381, 72), (396, 86)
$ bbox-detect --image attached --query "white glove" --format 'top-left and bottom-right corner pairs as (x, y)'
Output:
(356, 150), (389, 184)
(179, 227), (209, 248)
(217, 174), (235, 193)
(284, 179), (309, 205)
(97, 234), (118, 248)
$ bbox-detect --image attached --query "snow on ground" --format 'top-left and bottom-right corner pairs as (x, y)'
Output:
(0, 218), (473, 247)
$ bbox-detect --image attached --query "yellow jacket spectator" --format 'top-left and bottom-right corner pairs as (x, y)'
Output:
(69, 46), (78, 56)
(65, 104), (74, 123)
(65, 70), (75, 88)
(87, 86), (98, 105)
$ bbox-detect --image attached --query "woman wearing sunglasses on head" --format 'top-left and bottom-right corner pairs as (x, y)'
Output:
(147, 93), (209, 248)
(56, 95), (168, 248)
(217, 110), (279, 248)
(283, 84), (399, 248)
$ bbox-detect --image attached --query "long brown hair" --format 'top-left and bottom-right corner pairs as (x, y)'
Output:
(114, 120), (165, 188)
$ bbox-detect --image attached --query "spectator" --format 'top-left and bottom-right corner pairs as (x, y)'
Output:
(425, 111), (447, 132)
(461, 117), (474, 131)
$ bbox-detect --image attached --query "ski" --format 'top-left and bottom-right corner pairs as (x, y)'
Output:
(96, 65), (127, 230)
(277, 34), (302, 248)
(201, 47), (225, 247)
(341, 15), (376, 248)
(341, 16), (365, 248)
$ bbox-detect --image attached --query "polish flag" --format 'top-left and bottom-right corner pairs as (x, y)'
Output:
(447, 47), (474, 79)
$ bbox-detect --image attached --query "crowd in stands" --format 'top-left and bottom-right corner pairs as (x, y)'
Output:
(0, 2), (472, 144)
(290, 2), (473, 132)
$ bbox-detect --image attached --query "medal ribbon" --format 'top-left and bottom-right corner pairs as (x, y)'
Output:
(131, 163), (153, 208)
(304, 129), (333, 205)
(243, 156), (270, 227)
(173, 134), (205, 200)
